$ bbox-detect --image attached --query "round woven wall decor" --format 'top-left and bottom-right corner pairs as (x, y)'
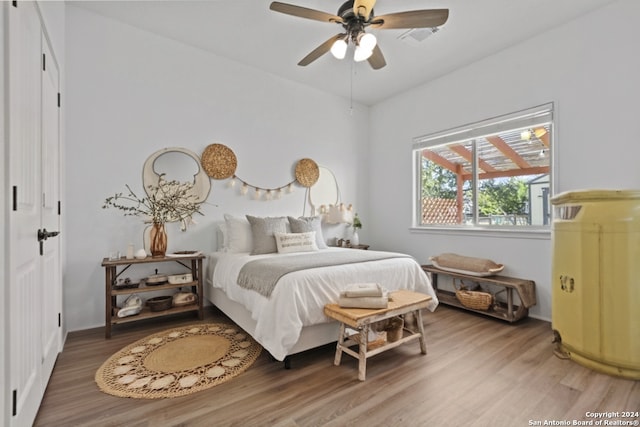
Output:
(201, 144), (237, 179)
(295, 158), (319, 187)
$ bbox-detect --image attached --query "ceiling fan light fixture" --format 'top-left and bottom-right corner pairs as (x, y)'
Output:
(330, 38), (348, 59)
(521, 129), (532, 141)
(358, 32), (377, 51)
(353, 44), (373, 62)
(269, 1), (449, 70)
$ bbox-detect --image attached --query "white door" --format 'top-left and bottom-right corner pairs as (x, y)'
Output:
(8, 2), (44, 425)
(7, 2), (62, 426)
(39, 32), (62, 388)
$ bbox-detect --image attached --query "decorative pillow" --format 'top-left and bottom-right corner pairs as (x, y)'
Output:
(287, 216), (328, 249)
(217, 223), (228, 251)
(246, 215), (289, 255)
(274, 231), (319, 254)
(223, 214), (253, 253)
(429, 253), (504, 277)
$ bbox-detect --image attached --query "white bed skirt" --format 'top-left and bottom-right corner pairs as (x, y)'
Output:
(207, 284), (340, 359)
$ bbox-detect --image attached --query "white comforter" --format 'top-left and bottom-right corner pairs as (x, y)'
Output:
(207, 248), (438, 360)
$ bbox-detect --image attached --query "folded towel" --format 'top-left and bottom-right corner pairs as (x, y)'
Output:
(342, 283), (384, 298)
(338, 296), (389, 309)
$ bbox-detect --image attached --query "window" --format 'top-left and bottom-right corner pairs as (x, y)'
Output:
(413, 103), (553, 229)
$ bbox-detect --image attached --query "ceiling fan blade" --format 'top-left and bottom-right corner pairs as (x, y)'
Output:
(298, 34), (345, 66)
(353, 0), (377, 21)
(371, 9), (449, 29)
(270, 2), (342, 24)
(367, 45), (386, 70)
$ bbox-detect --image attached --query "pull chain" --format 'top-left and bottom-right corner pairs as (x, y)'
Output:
(350, 59), (354, 115)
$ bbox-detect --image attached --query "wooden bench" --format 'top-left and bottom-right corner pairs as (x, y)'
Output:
(421, 265), (536, 323)
(323, 290), (432, 381)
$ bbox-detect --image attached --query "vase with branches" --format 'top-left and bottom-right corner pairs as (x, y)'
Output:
(103, 176), (204, 257)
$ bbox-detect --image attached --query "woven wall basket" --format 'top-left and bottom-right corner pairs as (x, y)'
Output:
(295, 158), (319, 187)
(201, 143), (238, 179)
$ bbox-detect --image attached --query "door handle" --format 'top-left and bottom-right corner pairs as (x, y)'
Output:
(37, 228), (60, 241)
(37, 228), (60, 256)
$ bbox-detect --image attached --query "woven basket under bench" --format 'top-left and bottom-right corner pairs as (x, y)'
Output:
(453, 278), (493, 311)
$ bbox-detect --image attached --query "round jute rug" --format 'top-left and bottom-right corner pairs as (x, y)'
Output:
(95, 323), (261, 399)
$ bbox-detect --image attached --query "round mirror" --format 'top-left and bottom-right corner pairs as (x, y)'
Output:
(309, 166), (339, 210)
(142, 147), (211, 223)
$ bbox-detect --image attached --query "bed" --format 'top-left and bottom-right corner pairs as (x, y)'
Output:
(205, 215), (438, 361)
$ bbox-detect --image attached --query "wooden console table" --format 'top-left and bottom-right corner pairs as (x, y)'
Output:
(421, 265), (536, 323)
(101, 254), (205, 338)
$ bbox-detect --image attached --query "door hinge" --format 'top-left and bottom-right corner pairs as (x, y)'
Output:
(12, 1), (17, 7)
(12, 389), (17, 416)
(58, 313), (61, 327)
(58, 200), (61, 215)
(57, 92), (61, 108)
(42, 53), (46, 71)
(12, 186), (17, 211)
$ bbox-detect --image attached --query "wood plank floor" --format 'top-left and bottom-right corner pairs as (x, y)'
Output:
(35, 306), (640, 427)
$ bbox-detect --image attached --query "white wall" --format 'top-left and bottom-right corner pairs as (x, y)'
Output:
(64, 0), (640, 330)
(64, 6), (369, 331)
(368, 0), (640, 320)
(38, 1), (65, 65)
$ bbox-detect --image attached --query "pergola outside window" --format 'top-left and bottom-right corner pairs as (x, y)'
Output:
(413, 104), (553, 228)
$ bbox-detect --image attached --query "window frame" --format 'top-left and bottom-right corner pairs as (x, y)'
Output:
(411, 103), (555, 236)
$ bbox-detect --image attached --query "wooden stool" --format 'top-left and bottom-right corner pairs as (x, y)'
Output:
(324, 290), (432, 381)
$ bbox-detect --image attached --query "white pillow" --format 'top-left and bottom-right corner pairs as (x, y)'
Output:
(217, 223), (228, 251)
(223, 214), (253, 253)
(274, 231), (319, 254)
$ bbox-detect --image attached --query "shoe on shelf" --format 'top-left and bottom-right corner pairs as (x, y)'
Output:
(117, 294), (142, 318)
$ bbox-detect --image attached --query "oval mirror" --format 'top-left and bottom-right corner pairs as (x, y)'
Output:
(153, 151), (200, 183)
(142, 147), (211, 223)
(309, 166), (339, 210)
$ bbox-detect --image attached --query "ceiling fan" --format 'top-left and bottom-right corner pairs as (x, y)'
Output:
(269, 0), (449, 70)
